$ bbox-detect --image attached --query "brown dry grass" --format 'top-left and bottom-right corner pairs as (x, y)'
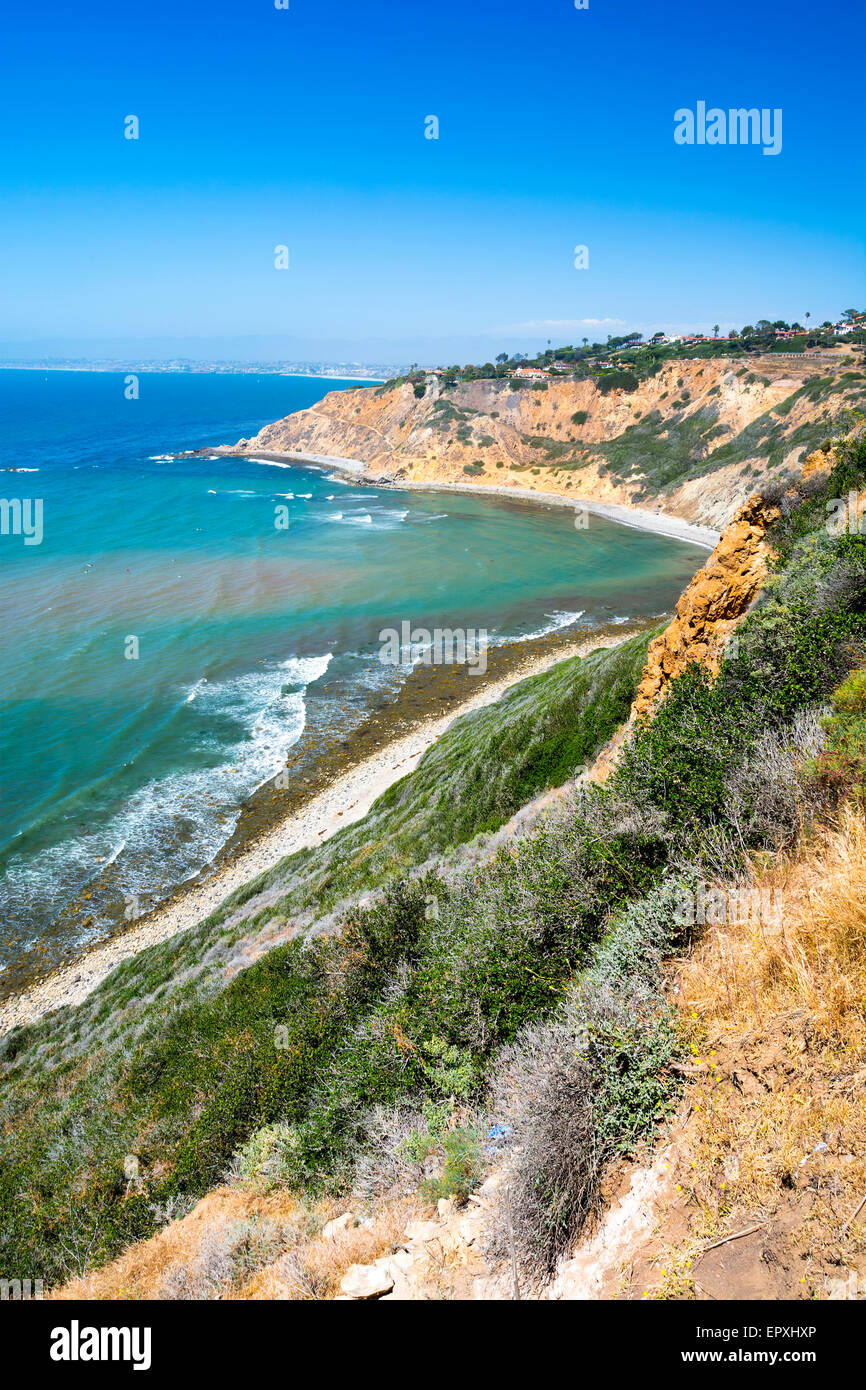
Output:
(53, 1187), (306, 1301)
(53, 1185), (424, 1302)
(234, 1200), (420, 1300)
(656, 806), (866, 1292)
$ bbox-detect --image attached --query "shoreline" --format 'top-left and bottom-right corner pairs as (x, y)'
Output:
(0, 630), (635, 1037)
(205, 447), (721, 549)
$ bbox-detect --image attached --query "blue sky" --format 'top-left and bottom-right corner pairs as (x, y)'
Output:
(1, 0), (863, 362)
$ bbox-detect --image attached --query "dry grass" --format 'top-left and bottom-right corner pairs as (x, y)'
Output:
(661, 806), (866, 1286)
(53, 1185), (424, 1301)
(52, 1188), (307, 1301)
(684, 806), (866, 1055)
(234, 1200), (419, 1300)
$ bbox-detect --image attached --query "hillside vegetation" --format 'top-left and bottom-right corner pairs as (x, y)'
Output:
(0, 628), (655, 1283)
(2, 437), (865, 1300)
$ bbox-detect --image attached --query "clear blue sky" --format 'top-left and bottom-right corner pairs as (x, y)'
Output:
(1, 0), (863, 362)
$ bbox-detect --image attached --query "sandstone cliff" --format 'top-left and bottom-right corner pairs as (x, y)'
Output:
(629, 493), (780, 723)
(237, 356), (863, 530)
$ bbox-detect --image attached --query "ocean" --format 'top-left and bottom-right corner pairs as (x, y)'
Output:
(0, 367), (703, 985)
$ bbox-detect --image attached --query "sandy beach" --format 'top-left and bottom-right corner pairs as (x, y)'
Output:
(0, 631), (629, 1037)
(215, 447), (721, 550)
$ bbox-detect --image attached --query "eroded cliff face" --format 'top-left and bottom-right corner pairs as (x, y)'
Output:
(237, 355), (861, 529)
(629, 493), (780, 723)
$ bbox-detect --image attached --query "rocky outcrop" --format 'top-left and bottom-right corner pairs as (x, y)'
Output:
(336, 1196), (490, 1300)
(630, 494), (779, 723)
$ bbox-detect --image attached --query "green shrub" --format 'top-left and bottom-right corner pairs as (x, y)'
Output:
(420, 1127), (484, 1203)
(815, 667), (866, 803)
(485, 876), (690, 1283)
(597, 370), (639, 395)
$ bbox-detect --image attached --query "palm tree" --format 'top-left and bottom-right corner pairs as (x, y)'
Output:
(713, 324), (720, 338)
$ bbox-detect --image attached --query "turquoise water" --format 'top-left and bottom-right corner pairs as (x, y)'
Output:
(0, 368), (703, 973)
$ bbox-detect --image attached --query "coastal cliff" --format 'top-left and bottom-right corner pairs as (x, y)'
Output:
(629, 492), (780, 723)
(236, 356), (864, 530)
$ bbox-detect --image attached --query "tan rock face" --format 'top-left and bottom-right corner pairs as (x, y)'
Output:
(802, 446), (833, 481)
(630, 494), (780, 724)
(238, 357), (855, 529)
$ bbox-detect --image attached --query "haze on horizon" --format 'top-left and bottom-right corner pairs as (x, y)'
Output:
(1, 0), (863, 365)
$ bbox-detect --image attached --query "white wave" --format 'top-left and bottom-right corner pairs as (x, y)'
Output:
(184, 677), (208, 704)
(148, 453), (175, 461)
(279, 652), (332, 681)
(325, 508), (407, 531)
(0, 653), (334, 939)
(2, 466), (39, 472)
(249, 458), (294, 470)
(494, 610), (586, 646)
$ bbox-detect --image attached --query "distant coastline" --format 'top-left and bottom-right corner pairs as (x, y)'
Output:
(0, 363), (388, 382)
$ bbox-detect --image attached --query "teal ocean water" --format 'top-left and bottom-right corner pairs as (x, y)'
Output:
(0, 368), (703, 978)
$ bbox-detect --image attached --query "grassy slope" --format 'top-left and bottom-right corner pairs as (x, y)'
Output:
(479, 440), (866, 1280)
(0, 628), (655, 1284)
(227, 624), (658, 919)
